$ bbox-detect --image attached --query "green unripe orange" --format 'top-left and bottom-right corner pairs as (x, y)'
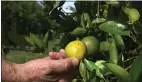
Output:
(82, 36), (99, 56)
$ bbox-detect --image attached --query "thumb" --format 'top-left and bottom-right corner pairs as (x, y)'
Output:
(50, 58), (79, 73)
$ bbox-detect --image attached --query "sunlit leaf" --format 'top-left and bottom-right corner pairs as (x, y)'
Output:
(30, 33), (43, 48)
(84, 13), (91, 28)
(95, 60), (107, 74)
(43, 31), (49, 48)
(71, 27), (87, 36)
(49, 1), (65, 15)
(24, 36), (35, 46)
(81, 13), (86, 28)
(84, 59), (98, 72)
(79, 61), (87, 82)
(84, 59), (104, 79)
(91, 18), (106, 24)
(106, 1), (119, 6)
(109, 38), (118, 64)
(53, 1), (61, 9)
(123, 7), (130, 15)
(128, 8), (140, 24)
(81, 13), (91, 28)
(99, 21), (130, 36)
(114, 34), (125, 51)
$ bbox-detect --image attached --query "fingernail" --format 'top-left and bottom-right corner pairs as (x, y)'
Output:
(60, 49), (65, 52)
(72, 58), (79, 66)
(49, 52), (52, 55)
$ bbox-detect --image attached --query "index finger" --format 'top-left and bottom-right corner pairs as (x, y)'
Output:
(49, 58), (79, 73)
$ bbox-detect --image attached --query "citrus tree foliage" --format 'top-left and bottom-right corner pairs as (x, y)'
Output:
(1, 1), (142, 82)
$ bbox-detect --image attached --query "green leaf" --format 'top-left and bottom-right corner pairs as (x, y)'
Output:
(129, 56), (142, 82)
(84, 59), (104, 79)
(6, 50), (46, 63)
(100, 41), (110, 51)
(104, 63), (132, 82)
(49, 1), (65, 15)
(81, 13), (86, 28)
(30, 33), (43, 48)
(81, 13), (91, 29)
(71, 27), (87, 37)
(6, 50), (27, 63)
(84, 13), (91, 28)
(95, 60), (107, 74)
(24, 36), (35, 46)
(91, 18), (106, 24)
(43, 31), (49, 48)
(53, 1), (65, 9)
(109, 38), (118, 64)
(84, 59), (98, 72)
(114, 34), (125, 51)
(99, 21), (130, 36)
(90, 77), (97, 82)
(123, 7), (130, 15)
(106, 1), (119, 6)
(53, 1), (61, 9)
(48, 37), (61, 52)
(128, 8), (140, 24)
(8, 25), (25, 47)
(79, 61), (87, 82)
(95, 60), (106, 69)
(86, 70), (91, 81)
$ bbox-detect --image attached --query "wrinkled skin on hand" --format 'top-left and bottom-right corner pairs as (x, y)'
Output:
(23, 49), (79, 82)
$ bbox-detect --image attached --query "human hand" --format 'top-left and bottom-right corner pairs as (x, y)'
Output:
(23, 49), (79, 82)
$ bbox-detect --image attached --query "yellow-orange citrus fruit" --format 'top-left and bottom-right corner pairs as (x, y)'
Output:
(65, 40), (86, 60)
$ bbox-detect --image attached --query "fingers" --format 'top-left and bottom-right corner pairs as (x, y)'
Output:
(59, 49), (65, 54)
(48, 49), (65, 60)
(50, 58), (79, 73)
(59, 49), (65, 58)
(49, 52), (61, 60)
(58, 79), (68, 82)
(49, 52), (65, 60)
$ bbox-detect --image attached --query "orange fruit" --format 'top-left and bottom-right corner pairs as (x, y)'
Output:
(82, 36), (99, 56)
(65, 40), (86, 60)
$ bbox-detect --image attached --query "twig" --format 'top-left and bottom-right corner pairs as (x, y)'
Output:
(125, 64), (132, 71)
(96, 1), (100, 18)
(138, 20), (142, 28)
(103, 78), (108, 82)
(129, 31), (137, 42)
(124, 56), (138, 62)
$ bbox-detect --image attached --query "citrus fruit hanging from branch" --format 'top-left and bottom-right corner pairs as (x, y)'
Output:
(65, 40), (86, 60)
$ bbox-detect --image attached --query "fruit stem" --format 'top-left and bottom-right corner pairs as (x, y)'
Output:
(76, 37), (80, 40)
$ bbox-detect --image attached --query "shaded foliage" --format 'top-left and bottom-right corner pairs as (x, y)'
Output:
(1, 1), (142, 82)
